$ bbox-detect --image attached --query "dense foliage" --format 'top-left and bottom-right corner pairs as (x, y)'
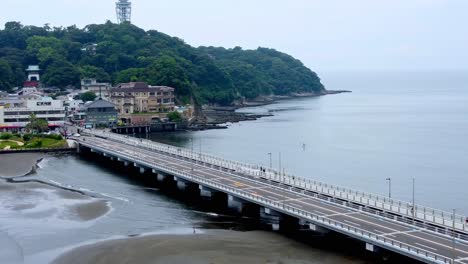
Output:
(0, 21), (325, 105)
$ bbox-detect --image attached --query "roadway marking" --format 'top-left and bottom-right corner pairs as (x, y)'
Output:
(415, 243), (438, 251)
(342, 213), (468, 256)
(382, 230), (420, 237)
(343, 219), (361, 227)
(243, 186), (268, 191)
(289, 203), (304, 208)
(325, 212), (360, 218)
(280, 197), (310, 202)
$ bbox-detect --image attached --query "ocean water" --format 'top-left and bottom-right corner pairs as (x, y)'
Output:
(149, 71), (468, 214)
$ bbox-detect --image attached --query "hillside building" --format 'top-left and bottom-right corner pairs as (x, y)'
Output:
(109, 82), (175, 115)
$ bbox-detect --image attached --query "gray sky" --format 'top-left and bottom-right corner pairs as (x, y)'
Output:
(1, 0), (467, 71)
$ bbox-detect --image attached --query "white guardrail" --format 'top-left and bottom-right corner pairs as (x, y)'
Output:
(78, 140), (461, 264)
(82, 129), (467, 235)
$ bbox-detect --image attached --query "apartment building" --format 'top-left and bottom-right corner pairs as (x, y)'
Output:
(109, 82), (175, 114)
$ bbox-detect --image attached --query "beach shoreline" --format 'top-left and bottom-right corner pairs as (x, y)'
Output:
(51, 229), (363, 264)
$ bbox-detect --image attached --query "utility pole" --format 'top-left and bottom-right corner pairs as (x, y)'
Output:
(386, 178), (392, 199)
(267, 152), (272, 168)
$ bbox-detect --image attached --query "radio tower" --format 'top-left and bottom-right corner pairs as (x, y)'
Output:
(116, 0), (132, 24)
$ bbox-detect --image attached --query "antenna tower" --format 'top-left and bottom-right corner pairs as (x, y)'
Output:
(116, 0), (132, 24)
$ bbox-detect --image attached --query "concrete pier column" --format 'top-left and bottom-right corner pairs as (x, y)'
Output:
(199, 185), (217, 199)
(133, 163), (146, 173)
(298, 220), (329, 234)
(174, 176), (189, 191)
(365, 243), (380, 252)
(260, 207), (282, 231)
(156, 172), (167, 183)
(227, 195), (247, 214)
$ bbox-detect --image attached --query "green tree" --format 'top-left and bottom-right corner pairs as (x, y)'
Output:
(26, 114), (49, 133)
(0, 21), (325, 106)
(167, 111), (183, 122)
(42, 60), (80, 88)
(79, 65), (111, 82)
(115, 68), (146, 83)
(80, 91), (97, 102)
(0, 59), (15, 91)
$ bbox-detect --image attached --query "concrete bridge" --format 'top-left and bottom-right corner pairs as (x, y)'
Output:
(72, 129), (468, 264)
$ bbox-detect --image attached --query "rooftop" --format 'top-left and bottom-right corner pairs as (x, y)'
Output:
(26, 65), (40, 71)
(83, 99), (116, 109)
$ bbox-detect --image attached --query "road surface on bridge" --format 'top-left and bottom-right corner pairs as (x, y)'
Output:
(75, 136), (468, 264)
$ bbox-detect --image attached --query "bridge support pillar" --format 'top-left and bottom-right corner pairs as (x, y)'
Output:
(199, 185), (217, 200)
(227, 195), (247, 214)
(155, 172), (167, 183)
(133, 163), (146, 173)
(365, 243), (380, 253)
(174, 176), (189, 191)
(261, 207), (282, 231)
(298, 220), (329, 234)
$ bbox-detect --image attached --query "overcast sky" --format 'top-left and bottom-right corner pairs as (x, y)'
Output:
(1, 0), (467, 72)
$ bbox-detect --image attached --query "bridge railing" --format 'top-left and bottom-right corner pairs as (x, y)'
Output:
(81, 141), (459, 264)
(81, 129), (468, 235)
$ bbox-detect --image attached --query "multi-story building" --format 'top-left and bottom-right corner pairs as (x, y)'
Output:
(0, 97), (65, 131)
(109, 82), (175, 115)
(81, 79), (111, 98)
(75, 99), (118, 128)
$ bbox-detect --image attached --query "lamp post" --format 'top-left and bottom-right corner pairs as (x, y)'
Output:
(412, 178), (416, 219)
(267, 152), (272, 168)
(453, 209), (456, 264)
(386, 178), (391, 199)
(190, 138), (194, 172)
(279, 152), (282, 180)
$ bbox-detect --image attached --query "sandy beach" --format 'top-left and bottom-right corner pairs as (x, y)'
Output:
(0, 153), (111, 263)
(0, 152), (44, 178)
(52, 230), (363, 264)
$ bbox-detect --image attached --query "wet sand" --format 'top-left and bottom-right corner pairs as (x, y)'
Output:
(0, 153), (110, 222)
(52, 230), (364, 264)
(0, 153), (44, 178)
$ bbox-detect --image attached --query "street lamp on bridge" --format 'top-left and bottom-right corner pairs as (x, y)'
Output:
(267, 152), (272, 168)
(386, 177), (391, 199)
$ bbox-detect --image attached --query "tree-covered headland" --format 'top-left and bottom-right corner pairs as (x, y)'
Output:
(0, 21), (325, 105)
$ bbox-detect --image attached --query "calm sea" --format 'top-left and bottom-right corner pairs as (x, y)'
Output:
(150, 71), (468, 214)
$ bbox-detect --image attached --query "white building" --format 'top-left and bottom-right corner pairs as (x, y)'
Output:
(0, 97), (65, 131)
(81, 79), (111, 98)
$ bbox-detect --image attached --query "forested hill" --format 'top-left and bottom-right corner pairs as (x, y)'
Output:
(0, 21), (325, 105)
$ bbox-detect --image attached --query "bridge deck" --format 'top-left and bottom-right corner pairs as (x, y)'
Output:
(75, 135), (468, 264)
